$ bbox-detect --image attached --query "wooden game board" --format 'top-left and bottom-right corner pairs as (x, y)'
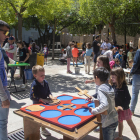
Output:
(14, 110), (102, 140)
(20, 95), (96, 131)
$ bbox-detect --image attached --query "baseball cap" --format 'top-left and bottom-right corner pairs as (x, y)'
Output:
(9, 36), (14, 40)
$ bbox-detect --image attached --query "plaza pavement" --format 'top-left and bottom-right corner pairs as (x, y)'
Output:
(8, 57), (140, 140)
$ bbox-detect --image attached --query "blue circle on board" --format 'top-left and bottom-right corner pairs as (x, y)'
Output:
(74, 108), (92, 116)
(57, 95), (73, 101)
(57, 104), (76, 110)
(71, 99), (88, 104)
(40, 110), (61, 118)
(26, 109), (31, 112)
(58, 115), (81, 125)
(88, 103), (95, 108)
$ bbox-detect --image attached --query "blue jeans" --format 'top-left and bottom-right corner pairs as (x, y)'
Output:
(102, 121), (118, 140)
(0, 89), (10, 140)
(130, 74), (140, 112)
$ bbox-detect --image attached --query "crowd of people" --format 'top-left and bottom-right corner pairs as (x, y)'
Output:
(64, 35), (140, 140)
(1, 33), (41, 88)
(0, 20), (140, 140)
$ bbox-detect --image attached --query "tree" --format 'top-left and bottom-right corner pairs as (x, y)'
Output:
(79, 0), (131, 42)
(0, 0), (42, 41)
(31, 0), (74, 59)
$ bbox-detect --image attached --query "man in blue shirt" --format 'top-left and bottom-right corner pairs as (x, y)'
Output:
(0, 20), (10, 140)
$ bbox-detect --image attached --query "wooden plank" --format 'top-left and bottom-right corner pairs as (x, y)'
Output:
(14, 110), (99, 140)
(23, 117), (40, 140)
(75, 87), (91, 98)
(59, 104), (75, 110)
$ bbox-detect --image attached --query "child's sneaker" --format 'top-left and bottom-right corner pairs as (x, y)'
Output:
(93, 126), (100, 132)
(21, 84), (26, 88)
(41, 127), (51, 136)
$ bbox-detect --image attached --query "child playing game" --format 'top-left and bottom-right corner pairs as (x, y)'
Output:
(72, 44), (79, 67)
(30, 65), (56, 137)
(43, 44), (49, 65)
(85, 55), (111, 84)
(110, 68), (140, 140)
(87, 67), (118, 140)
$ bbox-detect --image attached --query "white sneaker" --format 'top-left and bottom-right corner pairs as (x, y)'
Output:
(41, 127), (51, 136)
(21, 84), (26, 88)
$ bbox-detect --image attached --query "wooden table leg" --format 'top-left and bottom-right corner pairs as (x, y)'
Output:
(99, 126), (103, 140)
(63, 135), (73, 140)
(23, 117), (40, 140)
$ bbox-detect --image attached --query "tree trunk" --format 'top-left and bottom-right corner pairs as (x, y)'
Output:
(52, 19), (56, 60)
(110, 24), (116, 43)
(110, 14), (116, 43)
(18, 14), (22, 41)
(15, 25), (18, 41)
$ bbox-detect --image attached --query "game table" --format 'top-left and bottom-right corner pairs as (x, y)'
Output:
(14, 95), (103, 140)
(8, 62), (30, 93)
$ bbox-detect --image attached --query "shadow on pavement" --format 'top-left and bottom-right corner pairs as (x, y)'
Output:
(134, 114), (140, 118)
(81, 135), (99, 140)
(10, 100), (26, 109)
(9, 74), (95, 100)
(114, 132), (131, 140)
(45, 74), (95, 94)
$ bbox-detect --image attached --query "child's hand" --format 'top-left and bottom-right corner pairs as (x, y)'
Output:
(85, 80), (91, 84)
(117, 106), (123, 111)
(39, 98), (48, 104)
(86, 96), (93, 102)
(81, 106), (92, 113)
(50, 97), (57, 100)
(89, 107), (92, 113)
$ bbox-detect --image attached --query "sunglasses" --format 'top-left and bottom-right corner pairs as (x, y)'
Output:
(0, 29), (9, 36)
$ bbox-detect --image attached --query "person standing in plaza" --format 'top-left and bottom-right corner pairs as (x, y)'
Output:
(3, 36), (17, 79)
(43, 44), (49, 65)
(92, 35), (101, 71)
(127, 47), (133, 63)
(115, 49), (123, 67)
(17, 40), (30, 88)
(72, 44), (79, 67)
(130, 38), (140, 115)
(84, 42), (93, 74)
(0, 20), (10, 140)
(66, 42), (74, 74)
(100, 37), (111, 55)
(103, 47), (118, 62)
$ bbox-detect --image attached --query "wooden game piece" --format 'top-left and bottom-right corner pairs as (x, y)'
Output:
(75, 87), (91, 98)
(26, 105), (45, 112)
(59, 104), (75, 110)
(43, 98), (61, 105)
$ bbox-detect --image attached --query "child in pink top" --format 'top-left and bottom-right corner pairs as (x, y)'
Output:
(72, 44), (79, 66)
